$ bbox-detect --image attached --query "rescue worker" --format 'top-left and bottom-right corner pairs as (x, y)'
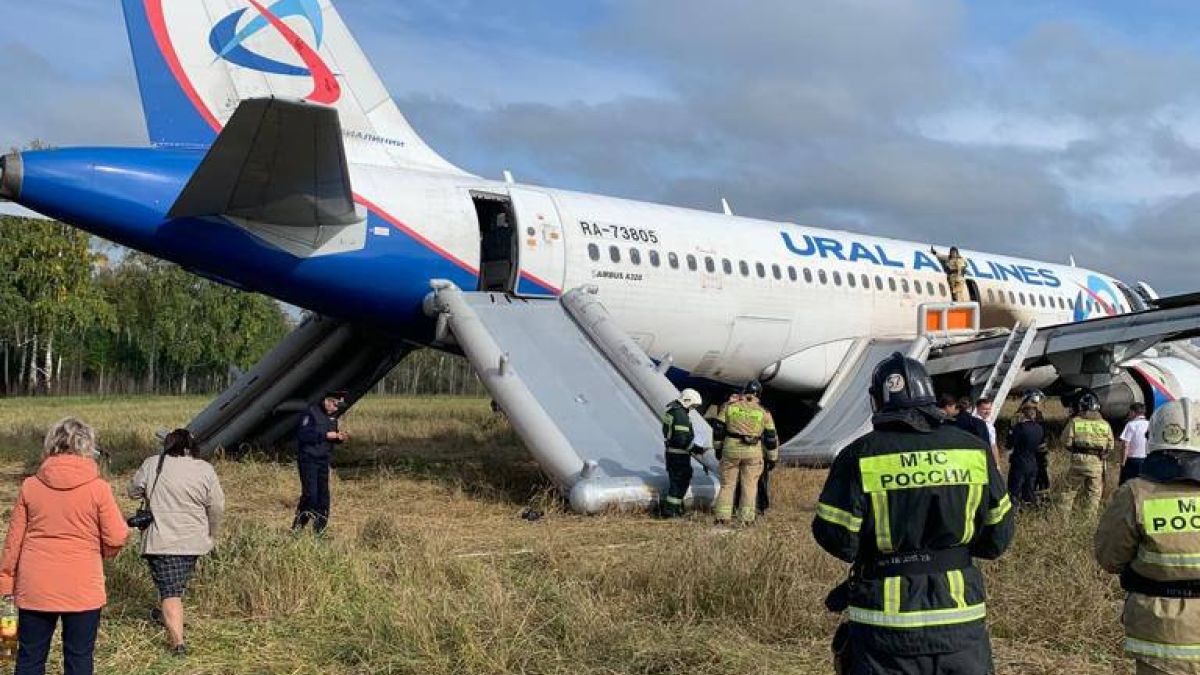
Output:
(712, 381), (779, 526)
(1057, 391), (1116, 516)
(813, 353), (1014, 675)
(1095, 398), (1200, 675)
(660, 389), (704, 518)
(1019, 389), (1052, 497)
(933, 246), (970, 302)
(1006, 401), (1046, 508)
(292, 391), (348, 534)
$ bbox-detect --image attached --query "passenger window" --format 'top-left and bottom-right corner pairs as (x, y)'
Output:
(788, 266), (798, 282)
(926, 282), (935, 296)
(772, 264), (782, 280)
(987, 289), (995, 303)
(888, 278), (897, 292)
(939, 283), (947, 297)
(1039, 295), (1046, 307)
(819, 270), (828, 285)
(914, 280), (923, 295)
(1058, 297), (1066, 310)
(705, 257), (715, 273)
(848, 274), (857, 288)
(609, 246), (621, 263)
(756, 263), (766, 278)
(862, 274), (870, 289)
(804, 268), (814, 283)
(739, 260), (750, 277)
(833, 271), (842, 286)
(722, 258), (733, 275)
(668, 252), (679, 269)
(1009, 291), (1016, 304)
(901, 279), (910, 293)
(588, 244), (600, 261)
(688, 255), (698, 271)
(649, 250), (661, 267)
(630, 248), (642, 265)
(875, 276), (884, 291)
(1019, 292), (1026, 305)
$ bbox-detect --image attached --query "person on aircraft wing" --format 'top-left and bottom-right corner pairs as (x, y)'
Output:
(933, 246), (970, 303)
(712, 381), (779, 526)
(813, 353), (1014, 675)
(1057, 391), (1116, 517)
(1095, 399), (1200, 675)
(660, 389), (704, 518)
(292, 391), (349, 535)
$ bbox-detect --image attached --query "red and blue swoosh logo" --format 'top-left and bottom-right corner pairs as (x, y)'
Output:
(1074, 274), (1120, 321)
(209, 0), (341, 104)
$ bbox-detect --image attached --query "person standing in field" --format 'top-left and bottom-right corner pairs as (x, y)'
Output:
(1095, 398), (1200, 675)
(293, 392), (348, 534)
(1058, 392), (1116, 516)
(1120, 403), (1151, 485)
(0, 418), (129, 675)
(129, 429), (225, 657)
(814, 353), (1013, 675)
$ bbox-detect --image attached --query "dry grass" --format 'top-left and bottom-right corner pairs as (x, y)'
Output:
(0, 396), (1134, 674)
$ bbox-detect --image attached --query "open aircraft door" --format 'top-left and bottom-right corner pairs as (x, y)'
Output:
(509, 188), (566, 297)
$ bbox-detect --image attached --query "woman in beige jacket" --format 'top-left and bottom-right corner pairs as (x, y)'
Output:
(128, 429), (224, 656)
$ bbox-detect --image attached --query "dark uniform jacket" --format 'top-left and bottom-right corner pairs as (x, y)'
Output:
(813, 414), (1015, 656)
(297, 405), (339, 460)
(1007, 419), (1045, 460)
(954, 411), (991, 446)
(662, 402), (695, 454)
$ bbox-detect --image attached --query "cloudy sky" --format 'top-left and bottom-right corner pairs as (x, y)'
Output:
(2, 0), (1199, 293)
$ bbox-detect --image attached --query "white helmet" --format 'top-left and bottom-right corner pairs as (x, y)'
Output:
(1148, 398), (1200, 454)
(678, 389), (703, 409)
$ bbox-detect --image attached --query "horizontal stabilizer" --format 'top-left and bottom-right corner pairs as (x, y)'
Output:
(169, 98), (359, 228)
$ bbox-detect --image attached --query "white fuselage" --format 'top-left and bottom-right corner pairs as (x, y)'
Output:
(356, 164), (1133, 393)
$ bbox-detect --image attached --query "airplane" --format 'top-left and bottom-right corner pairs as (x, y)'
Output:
(2, 0), (1198, 512)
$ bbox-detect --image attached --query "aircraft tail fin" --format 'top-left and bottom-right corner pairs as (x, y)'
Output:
(120, 0), (466, 174)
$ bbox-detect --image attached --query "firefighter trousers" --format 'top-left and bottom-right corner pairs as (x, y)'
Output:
(715, 455), (763, 524)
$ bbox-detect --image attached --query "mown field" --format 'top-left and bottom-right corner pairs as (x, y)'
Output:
(0, 396), (1132, 674)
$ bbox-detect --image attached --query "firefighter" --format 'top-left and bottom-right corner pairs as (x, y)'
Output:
(660, 389), (704, 518)
(712, 381), (778, 525)
(813, 353), (1014, 674)
(1057, 391), (1115, 517)
(1095, 398), (1200, 675)
(1019, 389), (1053, 497)
(933, 246), (970, 303)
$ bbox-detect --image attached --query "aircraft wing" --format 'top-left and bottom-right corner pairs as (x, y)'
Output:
(926, 294), (1200, 377)
(168, 98), (360, 228)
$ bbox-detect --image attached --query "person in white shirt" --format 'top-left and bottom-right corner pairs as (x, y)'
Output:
(1117, 403), (1149, 485)
(973, 398), (1000, 466)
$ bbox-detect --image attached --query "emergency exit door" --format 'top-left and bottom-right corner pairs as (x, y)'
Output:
(508, 189), (566, 297)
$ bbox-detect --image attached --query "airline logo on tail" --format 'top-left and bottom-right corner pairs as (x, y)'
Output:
(208, 0), (341, 104)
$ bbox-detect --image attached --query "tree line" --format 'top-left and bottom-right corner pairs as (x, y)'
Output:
(0, 216), (484, 398)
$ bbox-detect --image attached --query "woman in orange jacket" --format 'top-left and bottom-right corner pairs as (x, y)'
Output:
(0, 418), (129, 675)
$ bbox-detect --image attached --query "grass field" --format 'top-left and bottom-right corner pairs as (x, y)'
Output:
(0, 396), (1133, 674)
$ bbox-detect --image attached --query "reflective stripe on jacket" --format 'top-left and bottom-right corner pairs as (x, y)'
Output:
(813, 421), (1014, 656)
(1096, 458), (1200, 671)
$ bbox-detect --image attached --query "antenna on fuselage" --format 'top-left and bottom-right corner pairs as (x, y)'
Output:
(1069, 255), (1077, 267)
(503, 170), (515, 184)
(721, 197), (733, 216)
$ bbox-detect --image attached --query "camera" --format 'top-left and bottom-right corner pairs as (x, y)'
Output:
(126, 509), (154, 531)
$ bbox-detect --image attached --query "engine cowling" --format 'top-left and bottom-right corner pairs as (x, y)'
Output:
(1094, 343), (1200, 417)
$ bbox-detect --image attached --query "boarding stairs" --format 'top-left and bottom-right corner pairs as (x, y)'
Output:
(975, 321), (1038, 423)
(427, 282), (720, 514)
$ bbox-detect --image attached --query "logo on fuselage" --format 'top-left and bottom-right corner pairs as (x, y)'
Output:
(1073, 274), (1121, 321)
(209, 0), (341, 104)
